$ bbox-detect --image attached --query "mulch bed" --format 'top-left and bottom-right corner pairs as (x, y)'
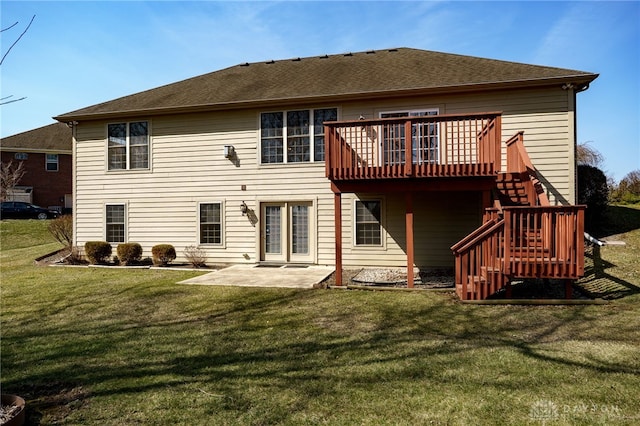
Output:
(34, 247), (74, 265)
(321, 267), (593, 300)
(34, 248), (226, 270)
(319, 268), (455, 290)
(351, 267), (455, 289)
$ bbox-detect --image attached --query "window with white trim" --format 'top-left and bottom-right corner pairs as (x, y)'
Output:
(199, 202), (222, 245)
(106, 204), (125, 243)
(46, 154), (59, 171)
(260, 108), (337, 164)
(108, 121), (149, 170)
(354, 200), (382, 246)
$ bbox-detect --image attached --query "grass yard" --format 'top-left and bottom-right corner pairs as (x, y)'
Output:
(1, 213), (639, 425)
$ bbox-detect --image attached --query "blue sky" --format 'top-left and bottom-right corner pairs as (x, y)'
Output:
(1, 1), (638, 181)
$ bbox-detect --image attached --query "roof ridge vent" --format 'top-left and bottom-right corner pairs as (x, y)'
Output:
(266, 60), (275, 64)
(319, 54), (329, 59)
(292, 57), (301, 62)
(344, 52), (353, 57)
(388, 48), (398, 52)
(366, 50), (376, 54)
(240, 62), (250, 67)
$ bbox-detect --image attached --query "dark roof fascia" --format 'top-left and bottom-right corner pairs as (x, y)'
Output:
(0, 146), (72, 154)
(53, 73), (598, 123)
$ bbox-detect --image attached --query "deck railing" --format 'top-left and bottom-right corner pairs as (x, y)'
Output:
(505, 132), (550, 206)
(503, 206), (585, 279)
(452, 218), (507, 300)
(325, 112), (502, 180)
(452, 205), (585, 300)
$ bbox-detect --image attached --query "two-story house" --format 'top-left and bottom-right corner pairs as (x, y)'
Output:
(1, 122), (72, 212)
(54, 48), (598, 299)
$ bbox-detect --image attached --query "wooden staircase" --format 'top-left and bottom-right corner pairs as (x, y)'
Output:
(452, 132), (585, 300)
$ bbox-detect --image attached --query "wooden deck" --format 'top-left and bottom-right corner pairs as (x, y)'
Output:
(326, 112), (586, 299)
(452, 206), (585, 300)
(325, 112), (502, 181)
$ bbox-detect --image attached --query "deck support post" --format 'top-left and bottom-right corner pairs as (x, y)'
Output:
(406, 192), (415, 288)
(482, 190), (491, 209)
(565, 279), (572, 299)
(334, 191), (343, 286)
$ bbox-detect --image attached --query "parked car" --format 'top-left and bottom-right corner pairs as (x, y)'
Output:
(0, 202), (60, 219)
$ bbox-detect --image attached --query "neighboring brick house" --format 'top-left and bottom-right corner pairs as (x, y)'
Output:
(1, 123), (72, 212)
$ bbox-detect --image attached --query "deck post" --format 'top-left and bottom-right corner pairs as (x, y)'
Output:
(334, 191), (343, 286)
(565, 279), (572, 299)
(404, 121), (413, 176)
(494, 115), (502, 172)
(406, 192), (415, 288)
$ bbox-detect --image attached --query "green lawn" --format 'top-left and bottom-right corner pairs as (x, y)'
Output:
(1, 217), (639, 425)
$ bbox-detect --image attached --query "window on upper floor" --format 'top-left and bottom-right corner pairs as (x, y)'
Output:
(14, 153), (28, 160)
(106, 204), (126, 243)
(260, 108), (337, 164)
(46, 154), (59, 171)
(108, 121), (149, 170)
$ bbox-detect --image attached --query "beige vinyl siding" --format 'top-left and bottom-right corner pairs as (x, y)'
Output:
(339, 86), (575, 204)
(73, 84), (575, 268)
(74, 110), (336, 264)
(337, 192), (480, 268)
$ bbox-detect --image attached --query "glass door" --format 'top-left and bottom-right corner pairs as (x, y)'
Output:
(289, 203), (311, 262)
(261, 202), (313, 263)
(381, 110), (439, 165)
(262, 203), (285, 262)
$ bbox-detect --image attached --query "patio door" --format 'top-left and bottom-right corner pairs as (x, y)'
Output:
(261, 201), (313, 263)
(380, 109), (439, 165)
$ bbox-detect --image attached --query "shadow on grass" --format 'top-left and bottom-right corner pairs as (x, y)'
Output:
(2, 284), (639, 424)
(593, 204), (640, 238)
(577, 244), (640, 300)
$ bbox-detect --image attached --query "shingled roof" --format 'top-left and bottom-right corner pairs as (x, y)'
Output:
(54, 48), (598, 121)
(1, 123), (71, 153)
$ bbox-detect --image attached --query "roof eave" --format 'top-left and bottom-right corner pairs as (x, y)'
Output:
(0, 147), (72, 154)
(53, 74), (599, 122)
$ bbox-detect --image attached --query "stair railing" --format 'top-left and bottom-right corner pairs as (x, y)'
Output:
(452, 131), (586, 300)
(505, 132), (550, 206)
(452, 218), (506, 300)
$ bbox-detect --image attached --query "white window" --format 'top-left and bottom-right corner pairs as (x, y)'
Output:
(199, 202), (223, 245)
(106, 204), (126, 243)
(46, 154), (59, 171)
(108, 121), (149, 170)
(354, 200), (382, 246)
(260, 108), (337, 164)
(380, 109), (439, 165)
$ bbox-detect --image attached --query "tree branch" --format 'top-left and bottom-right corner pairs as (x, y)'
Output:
(0, 95), (27, 106)
(0, 14), (36, 66)
(1, 21), (19, 32)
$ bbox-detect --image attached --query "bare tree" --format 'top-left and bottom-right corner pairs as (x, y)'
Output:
(0, 15), (36, 106)
(0, 160), (26, 201)
(577, 141), (604, 167)
(48, 215), (73, 248)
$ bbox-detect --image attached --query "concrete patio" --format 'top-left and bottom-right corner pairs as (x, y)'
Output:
(178, 264), (334, 289)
